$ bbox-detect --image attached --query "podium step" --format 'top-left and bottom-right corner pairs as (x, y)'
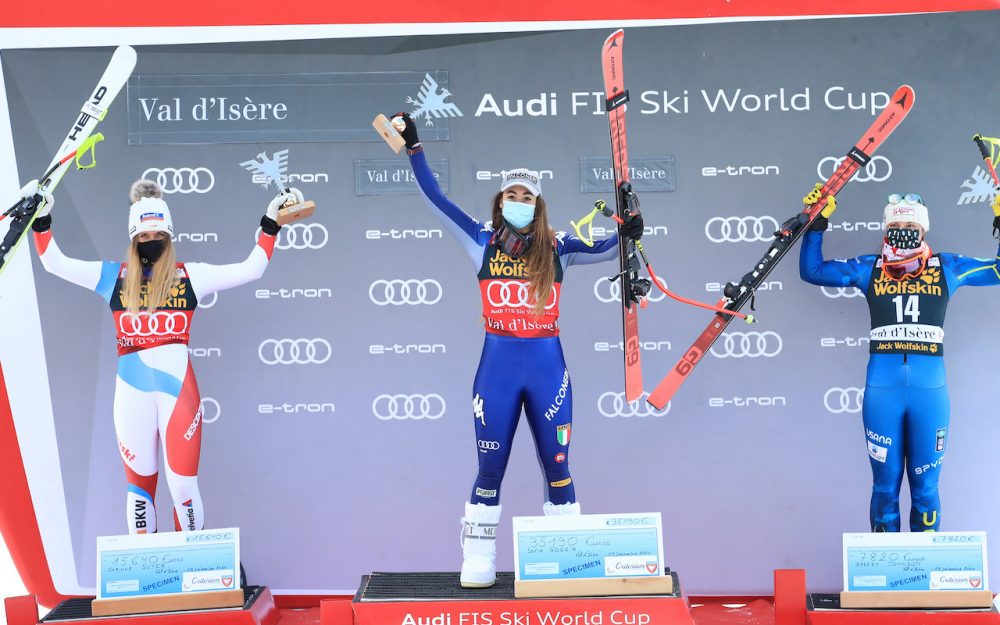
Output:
(353, 571), (693, 625)
(807, 593), (1000, 624)
(37, 586), (276, 625)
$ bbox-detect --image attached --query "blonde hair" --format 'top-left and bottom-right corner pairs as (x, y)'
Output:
(490, 192), (556, 317)
(121, 179), (178, 315)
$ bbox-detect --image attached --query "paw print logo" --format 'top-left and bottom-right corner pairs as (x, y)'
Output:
(919, 266), (941, 285)
(170, 282), (187, 298)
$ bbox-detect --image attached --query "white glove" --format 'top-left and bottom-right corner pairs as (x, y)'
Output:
(266, 187), (304, 221)
(19, 179), (54, 218)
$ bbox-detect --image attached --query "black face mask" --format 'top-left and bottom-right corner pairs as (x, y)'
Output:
(885, 227), (922, 250)
(137, 239), (165, 264)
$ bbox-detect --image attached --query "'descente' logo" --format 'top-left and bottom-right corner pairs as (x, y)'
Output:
(407, 73), (463, 127)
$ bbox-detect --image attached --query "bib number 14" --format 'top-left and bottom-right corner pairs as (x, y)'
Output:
(892, 295), (920, 322)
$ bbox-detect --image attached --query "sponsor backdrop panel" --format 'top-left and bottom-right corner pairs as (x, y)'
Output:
(4, 13), (1000, 594)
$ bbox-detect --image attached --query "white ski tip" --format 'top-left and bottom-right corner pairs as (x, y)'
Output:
(111, 45), (138, 70)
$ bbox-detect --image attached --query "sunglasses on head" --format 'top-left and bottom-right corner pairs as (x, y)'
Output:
(887, 193), (923, 205)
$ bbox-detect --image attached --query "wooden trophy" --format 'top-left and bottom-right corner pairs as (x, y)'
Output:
(372, 113), (407, 153)
(276, 193), (316, 226)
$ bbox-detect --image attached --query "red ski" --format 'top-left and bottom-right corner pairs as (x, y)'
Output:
(602, 29), (650, 403)
(647, 84), (916, 409)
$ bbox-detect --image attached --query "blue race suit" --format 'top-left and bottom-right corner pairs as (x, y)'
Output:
(800, 229), (1000, 531)
(409, 150), (618, 506)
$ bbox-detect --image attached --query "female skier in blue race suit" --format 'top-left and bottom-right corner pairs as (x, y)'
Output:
(800, 193), (1000, 531)
(394, 113), (643, 587)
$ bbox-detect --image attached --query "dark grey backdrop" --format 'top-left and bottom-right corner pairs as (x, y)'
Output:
(4, 12), (1000, 594)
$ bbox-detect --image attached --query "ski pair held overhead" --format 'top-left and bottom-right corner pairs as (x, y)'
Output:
(647, 84), (916, 410)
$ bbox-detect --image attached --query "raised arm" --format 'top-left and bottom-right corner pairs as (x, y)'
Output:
(397, 113), (488, 266)
(944, 239), (1000, 288)
(798, 229), (872, 289)
(559, 195), (646, 269)
(185, 189), (293, 298)
(27, 182), (120, 301)
(559, 232), (619, 269)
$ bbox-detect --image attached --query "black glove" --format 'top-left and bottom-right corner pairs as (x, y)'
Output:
(809, 216), (829, 232)
(392, 112), (420, 149)
(622, 209), (644, 240)
(260, 215), (280, 236)
(32, 214), (52, 232)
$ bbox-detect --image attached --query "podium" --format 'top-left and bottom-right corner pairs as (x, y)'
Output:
(352, 571), (695, 625)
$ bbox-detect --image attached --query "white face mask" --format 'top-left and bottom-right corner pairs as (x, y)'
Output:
(501, 200), (535, 229)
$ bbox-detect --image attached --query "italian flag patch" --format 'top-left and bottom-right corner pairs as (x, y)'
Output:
(556, 424), (571, 446)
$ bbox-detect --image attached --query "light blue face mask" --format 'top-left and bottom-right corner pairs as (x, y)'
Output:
(502, 200), (536, 229)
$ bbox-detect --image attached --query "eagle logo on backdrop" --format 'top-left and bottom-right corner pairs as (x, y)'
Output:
(957, 165), (997, 206)
(240, 149), (289, 190)
(958, 134), (1000, 206)
(407, 73), (463, 127)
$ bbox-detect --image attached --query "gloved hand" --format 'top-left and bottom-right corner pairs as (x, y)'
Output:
(20, 179), (54, 218)
(622, 208), (644, 240)
(21, 179), (55, 232)
(261, 187), (303, 235)
(266, 187), (303, 221)
(991, 193), (1000, 237)
(809, 194), (837, 232)
(391, 112), (421, 149)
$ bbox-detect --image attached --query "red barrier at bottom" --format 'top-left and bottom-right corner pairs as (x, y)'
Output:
(320, 598), (353, 625)
(5, 594), (39, 625)
(354, 596), (694, 625)
(774, 569), (806, 625)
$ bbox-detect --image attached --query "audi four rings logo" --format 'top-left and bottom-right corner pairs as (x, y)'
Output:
(258, 338), (332, 365)
(821, 286), (864, 298)
(710, 331), (783, 358)
(198, 292), (219, 309)
(486, 280), (556, 309)
(824, 387), (864, 413)
(256, 223), (329, 250)
(705, 216), (780, 243)
(594, 276), (668, 303)
(597, 392), (670, 418)
(478, 440), (501, 450)
(141, 167), (215, 194)
(118, 311), (189, 336)
(817, 155), (892, 183)
(372, 394), (446, 420)
(199, 397), (222, 424)
(369, 279), (443, 306)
